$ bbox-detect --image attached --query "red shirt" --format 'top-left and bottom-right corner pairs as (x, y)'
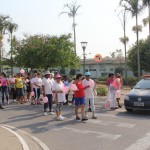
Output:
(74, 81), (85, 98)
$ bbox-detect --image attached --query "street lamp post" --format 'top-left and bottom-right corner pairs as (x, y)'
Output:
(81, 42), (88, 75)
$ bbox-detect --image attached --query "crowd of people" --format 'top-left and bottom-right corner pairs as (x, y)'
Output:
(0, 70), (98, 121)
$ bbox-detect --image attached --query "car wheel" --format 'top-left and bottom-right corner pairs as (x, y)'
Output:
(125, 108), (133, 112)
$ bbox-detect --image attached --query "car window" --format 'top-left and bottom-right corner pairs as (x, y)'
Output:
(134, 79), (150, 89)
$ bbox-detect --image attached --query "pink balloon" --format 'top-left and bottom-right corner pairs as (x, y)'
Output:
(70, 84), (78, 91)
(11, 78), (15, 83)
(43, 96), (48, 103)
(62, 86), (69, 93)
(26, 79), (29, 83)
(31, 91), (35, 96)
(105, 101), (110, 109)
(20, 69), (25, 74)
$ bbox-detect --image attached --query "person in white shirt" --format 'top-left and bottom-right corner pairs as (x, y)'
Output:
(82, 72), (97, 119)
(52, 74), (66, 121)
(42, 71), (54, 116)
(31, 72), (42, 105)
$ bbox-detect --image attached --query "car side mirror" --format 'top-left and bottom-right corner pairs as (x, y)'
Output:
(131, 86), (134, 89)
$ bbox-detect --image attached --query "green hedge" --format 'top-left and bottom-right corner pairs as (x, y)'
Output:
(96, 87), (108, 96)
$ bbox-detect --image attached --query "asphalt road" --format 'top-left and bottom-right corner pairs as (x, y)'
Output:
(0, 90), (150, 150)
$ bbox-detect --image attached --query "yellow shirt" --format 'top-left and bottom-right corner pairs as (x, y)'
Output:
(15, 77), (23, 88)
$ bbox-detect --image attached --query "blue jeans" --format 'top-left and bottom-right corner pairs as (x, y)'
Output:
(1, 86), (8, 103)
(44, 94), (53, 112)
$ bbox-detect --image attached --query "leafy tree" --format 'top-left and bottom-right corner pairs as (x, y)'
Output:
(7, 22), (18, 74)
(60, 1), (81, 55)
(128, 37), (150, 76)
(0, 15), (11, 73)
(12, 34), (80, 70)
(120, 0), (143, 79)
(142, 0), (150, 36)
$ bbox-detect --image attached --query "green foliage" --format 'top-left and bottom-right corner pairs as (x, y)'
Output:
(69, 68), (76, 76)
(98, 77), (108, 81)
(115, 67), (123, 75)
(123, 77), (139, 86)
(6, 34), (80, 70)
(128, 37), (150, 76)
(96, 87), (107, 96)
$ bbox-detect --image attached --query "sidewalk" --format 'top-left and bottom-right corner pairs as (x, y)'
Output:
(0, 126), (22, 150)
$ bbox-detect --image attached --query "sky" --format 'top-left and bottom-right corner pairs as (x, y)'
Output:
(0, 0), (149, 59)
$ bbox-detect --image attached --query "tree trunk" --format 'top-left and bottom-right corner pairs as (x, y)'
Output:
(136, 14), (140, 79)
(10, 33), (13, 75)
(73, 17), (76, 55)
(123, 11), (128, 84)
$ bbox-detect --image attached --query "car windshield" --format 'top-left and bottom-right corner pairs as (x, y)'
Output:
(134, 79), (150, 89)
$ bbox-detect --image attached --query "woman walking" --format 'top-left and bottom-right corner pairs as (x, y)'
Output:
(73, 73), (89, 121)
(1, 72), (9, 105)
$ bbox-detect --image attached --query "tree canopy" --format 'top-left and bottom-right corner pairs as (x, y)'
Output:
(128, 37), (150, 76)
(6, 33), (80, 70)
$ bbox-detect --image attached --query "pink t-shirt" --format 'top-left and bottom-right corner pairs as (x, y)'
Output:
(1, 78), (8, 86)
(112, 78), (122, 90)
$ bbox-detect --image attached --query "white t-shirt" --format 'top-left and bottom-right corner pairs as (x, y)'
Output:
(31, 77), (42, 89)
(52, 81), (66, 102)
(42, 77), (53, 95)
(82, 79), (95, 99)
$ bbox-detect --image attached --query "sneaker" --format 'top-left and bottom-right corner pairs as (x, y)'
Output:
(76, 116), (80, 120)
(81, 118), (88, 121)
(60, 115), (65, 119)
(0, 105), (4, 109)
(57, 116), (64, 121)
(13, 100), (17, 103)
(92, 116), (97, 119)
(43, 112), (48, 116)
(50, 112), (55, 115)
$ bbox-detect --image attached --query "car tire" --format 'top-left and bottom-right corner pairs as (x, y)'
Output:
(125, 108), (133, 112)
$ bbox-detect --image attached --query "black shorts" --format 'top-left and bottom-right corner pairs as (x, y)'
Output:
(16, 88), (24, 97)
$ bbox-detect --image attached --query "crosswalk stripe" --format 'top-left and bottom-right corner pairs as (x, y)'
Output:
(51, 126), (121, 140)
(125, 131), (150, 150)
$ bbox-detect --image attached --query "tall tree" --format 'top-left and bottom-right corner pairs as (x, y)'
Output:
(142, 0), (150, 36)
(60, 1), (81, 55)
(7, 22), (18, 75)
(0, 15), (11, 73)
(120, 0), (142, 79)
(117, 5), (129, 83)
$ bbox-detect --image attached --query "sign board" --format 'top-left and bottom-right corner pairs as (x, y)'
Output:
(94, 54), (102, 63)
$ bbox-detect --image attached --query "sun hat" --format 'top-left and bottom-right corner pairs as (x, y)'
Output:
(55, 74), (61, 78)
(85, 72), (91, 76)
(50, 72), (54, 77)
(44, 71), (50, 75)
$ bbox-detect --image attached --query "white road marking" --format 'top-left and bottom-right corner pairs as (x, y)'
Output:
(52, 126), (121, 140)
(0, 125), (29, 150)
(87, 119), (136, 128)
(2, 124), (50, 150)
(125, 131), (150, 150)
(95, 113), (148, 120)
(68, 117), (136, 128)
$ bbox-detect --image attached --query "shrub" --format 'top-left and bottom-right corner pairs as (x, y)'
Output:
(123, 77), (139, 86)
(96, 87), (107, 96)
(98, 76), (108, 81)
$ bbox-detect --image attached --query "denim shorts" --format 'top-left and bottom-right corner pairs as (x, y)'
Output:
(74, 97), (85, 106)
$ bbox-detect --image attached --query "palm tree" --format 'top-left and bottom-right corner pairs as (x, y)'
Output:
(0, 15), (11, 74)
(117, 6), (129, 84)
(120, 0), (142, 79)
(60, 1), (81, 55)
(7, 23), (18, 75)
(142, 0), (150, 35)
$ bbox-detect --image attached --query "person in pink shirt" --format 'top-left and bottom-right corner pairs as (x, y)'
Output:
(109, 73), (122, 110)
(1, 72), (9, 105)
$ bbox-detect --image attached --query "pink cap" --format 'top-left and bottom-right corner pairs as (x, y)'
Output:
(55, 74), (61, 78)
